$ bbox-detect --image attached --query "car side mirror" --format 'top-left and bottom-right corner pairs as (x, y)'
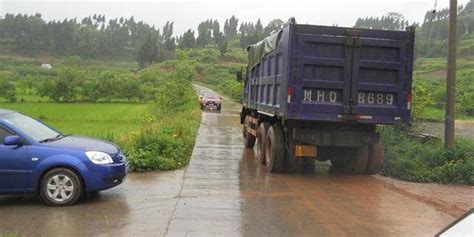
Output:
(236, 71), (242, 82)
(4, 135), (22, 146)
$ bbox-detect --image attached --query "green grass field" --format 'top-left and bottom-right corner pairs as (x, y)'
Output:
(421, 107), (474, 121)
(0, 102), (150, 140)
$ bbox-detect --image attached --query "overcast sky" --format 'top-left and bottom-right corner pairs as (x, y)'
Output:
(0, 0), (469, 35)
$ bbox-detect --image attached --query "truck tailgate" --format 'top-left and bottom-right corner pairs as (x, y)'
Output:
(289, 25), (414, 124)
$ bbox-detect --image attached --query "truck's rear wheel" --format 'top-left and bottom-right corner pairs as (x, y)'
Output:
(265, 124), (285, 173)
(256, 122), (270, 165)
(366, 140), (383, 174)
(243, 117), (256, 148)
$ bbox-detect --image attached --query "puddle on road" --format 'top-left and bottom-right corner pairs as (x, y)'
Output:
(238, 148), (454, 236)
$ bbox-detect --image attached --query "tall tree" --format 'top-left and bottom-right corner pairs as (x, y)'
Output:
(264, 19), (285, 36)
(137, 34), (158, 68)
(212, 20), (223, 46)
(224, 15), (238, 38)
(196, 19), (213, 47)
(178, 29), (196, 49)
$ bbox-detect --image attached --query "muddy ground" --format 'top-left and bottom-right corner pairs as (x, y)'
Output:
(0, 85), (472, 236)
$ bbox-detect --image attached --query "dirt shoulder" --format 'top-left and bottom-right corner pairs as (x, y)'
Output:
(374, 175), (474, 217)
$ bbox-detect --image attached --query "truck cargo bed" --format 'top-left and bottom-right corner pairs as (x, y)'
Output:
(242, 24), (415, 125)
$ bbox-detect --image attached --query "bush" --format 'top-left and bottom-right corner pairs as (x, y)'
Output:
(0, 76), (17, 102)
(123, 106), (200, 171)
(37, 67), (82, 102)
(411, 84), (433, 120)
(380, 125), (474, 185)
(120, 63), (201, 172)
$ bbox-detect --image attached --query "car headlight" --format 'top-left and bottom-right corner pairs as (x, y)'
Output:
(85, 151), (114, 165)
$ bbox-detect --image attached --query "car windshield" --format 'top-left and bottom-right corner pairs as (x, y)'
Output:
(0, 113), (61, 142)
(203, 93), (219, 99)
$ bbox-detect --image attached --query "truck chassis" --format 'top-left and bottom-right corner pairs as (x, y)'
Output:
(241, 109), (383, 174)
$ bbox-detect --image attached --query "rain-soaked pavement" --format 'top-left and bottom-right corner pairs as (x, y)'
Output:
(421, 121), (474, 140)
(0, 85), (472, 236)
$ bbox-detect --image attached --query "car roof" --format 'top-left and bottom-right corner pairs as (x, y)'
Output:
(0, 109), (15, 116)
(203, 92), (218, 97)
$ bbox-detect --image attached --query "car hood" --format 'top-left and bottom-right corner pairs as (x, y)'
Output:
(45, 136), (119, 155)
(202, 98), (221, 102)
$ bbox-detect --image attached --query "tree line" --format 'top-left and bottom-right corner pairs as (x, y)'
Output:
(354, 0), (474, 57)
(354, 12), (415, 31)
(0, 13), (163, 58)
(176, 16), (286, 49)
(141, 16), (288, 67)
(0, 13), (288, 67)
(418, 0), (474, 57)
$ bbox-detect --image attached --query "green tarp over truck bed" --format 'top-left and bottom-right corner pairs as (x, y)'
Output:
(247, 30), (282, 69)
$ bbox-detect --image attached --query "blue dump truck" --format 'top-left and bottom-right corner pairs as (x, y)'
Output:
(239, 22), (415, 174)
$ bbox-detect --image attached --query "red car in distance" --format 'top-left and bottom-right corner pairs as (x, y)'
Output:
(199, 92), (222, 111)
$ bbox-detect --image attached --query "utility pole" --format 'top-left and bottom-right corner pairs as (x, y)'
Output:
(445, 0), (457, 149)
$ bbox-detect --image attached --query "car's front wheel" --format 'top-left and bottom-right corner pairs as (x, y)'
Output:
(40, 168), (83, 206)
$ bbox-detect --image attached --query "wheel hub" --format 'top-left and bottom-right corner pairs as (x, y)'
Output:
(47, 175), (74, 202)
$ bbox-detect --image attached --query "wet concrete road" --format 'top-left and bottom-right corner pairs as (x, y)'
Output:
(422, 121), (474, 140)
(0, 85), (471, 236)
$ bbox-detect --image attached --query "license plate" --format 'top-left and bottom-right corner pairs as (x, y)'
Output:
(358, 92), (395, 106)
(302, 89), (342, 103)
(295, 145), (317, 157)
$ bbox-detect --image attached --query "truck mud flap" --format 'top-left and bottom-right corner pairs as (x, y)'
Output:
(245, 116), (258, 137)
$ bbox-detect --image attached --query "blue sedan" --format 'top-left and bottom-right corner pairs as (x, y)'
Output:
(0, 109), (129, 206)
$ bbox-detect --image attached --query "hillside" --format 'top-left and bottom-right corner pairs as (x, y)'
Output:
(1, 8), (474, 119)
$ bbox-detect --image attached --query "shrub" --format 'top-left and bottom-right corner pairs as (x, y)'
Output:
(37, 67), (82, 102)
(411, 84), (433, 120)
(380, 125), (474, 185)
(0, 76), (17, 102)
(120, 63), (201, 172)
(123, 108), (200, 171)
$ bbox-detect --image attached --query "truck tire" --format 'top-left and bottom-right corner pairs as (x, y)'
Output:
(365, 140), (383, 174)
(265, 124), (285, 173)
(351, 146), (369, 175)
(256, 122), (270, 165)
(243, 117), (256, 149)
